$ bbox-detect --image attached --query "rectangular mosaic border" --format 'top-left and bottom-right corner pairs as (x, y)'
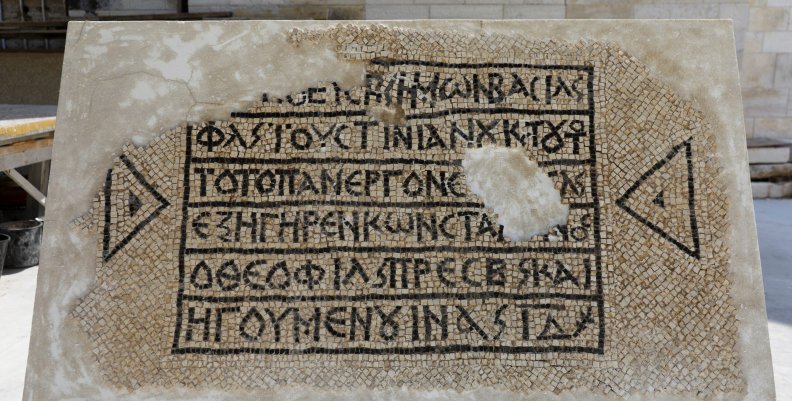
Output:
(168, 62), (605, 356)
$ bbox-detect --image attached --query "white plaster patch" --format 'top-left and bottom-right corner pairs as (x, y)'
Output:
(130, 81), (162, 101)
(130, 135), (149, 147)
(462, 146), (569, 241)
(143, 25), (225, 84)
(83, 45), (107, 57)
(367, 103), (406, 125)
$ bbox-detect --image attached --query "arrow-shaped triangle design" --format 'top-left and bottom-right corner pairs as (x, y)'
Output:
(128, 191), (143, 216)
(652, 190), (665, 209)
(102, 155), (170, 262)
(615, 139), (700, 259)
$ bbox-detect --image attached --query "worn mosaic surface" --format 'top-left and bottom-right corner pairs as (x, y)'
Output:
(73, 25), (742, 397)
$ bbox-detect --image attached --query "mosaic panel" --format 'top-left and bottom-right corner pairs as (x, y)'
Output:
(72, 25), (743, 397)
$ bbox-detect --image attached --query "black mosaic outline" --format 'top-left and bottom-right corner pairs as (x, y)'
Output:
(175, 299), (601, 355)
(102, 154), (171, 262)
(102, 168), (112, 260)
(615, 138), (701, 259)
(172, 125), (193, 353)
(369, 59), (592, 71)
(186, 200), (596, 209)
(180, 253), (598, 306)
(174, 343), (603, 356)
(586, 67), (607, 352)
(184, 245), (598, 255)
(399, 108), (591, 121)
(232, 108), (591, 120)
(190, 157), (594, 168)
(182, 291), (598, 304)
(171, 63), (605, 356)
(184, 164), (596, 252)
(189, 200), (487, 209)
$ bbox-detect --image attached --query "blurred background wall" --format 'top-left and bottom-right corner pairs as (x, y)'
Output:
(1, 0), (790, 139)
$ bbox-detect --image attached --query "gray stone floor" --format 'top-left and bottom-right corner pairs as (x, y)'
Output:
(755, 199), (792, 401)
(0, 265), (36, 401)
(0, 200), (789, 401)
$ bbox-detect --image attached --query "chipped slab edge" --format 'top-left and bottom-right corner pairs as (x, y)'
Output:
(22, 20), (773, 401)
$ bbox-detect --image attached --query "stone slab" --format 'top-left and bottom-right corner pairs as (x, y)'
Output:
(750, 163), (792, 179)
(24, 20), (774, 401)
(748, 146), (792, 163)
(752, 181), (792, 198)
(746, 137), (792, 148)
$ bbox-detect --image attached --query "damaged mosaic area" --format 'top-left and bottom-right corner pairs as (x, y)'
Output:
(73, 25), (743, 397)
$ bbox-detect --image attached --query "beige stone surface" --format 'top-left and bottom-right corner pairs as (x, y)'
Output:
(24, 20), (773, 401)
(756, 116), (792, 137)
(748, 146), (792, 163)
(751, 181), (792, 197)
(742, 87), (789, 116)
(773, 53), (792, 88)
(749, 6), (789, 30)
(744, 31), (764, 53)
(503, 5), (566, 18)
(741, 53), (776, 86)
(740, 2), (792, 139)
(565, 3), (632, 18)
(750, 162), (792, 178)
